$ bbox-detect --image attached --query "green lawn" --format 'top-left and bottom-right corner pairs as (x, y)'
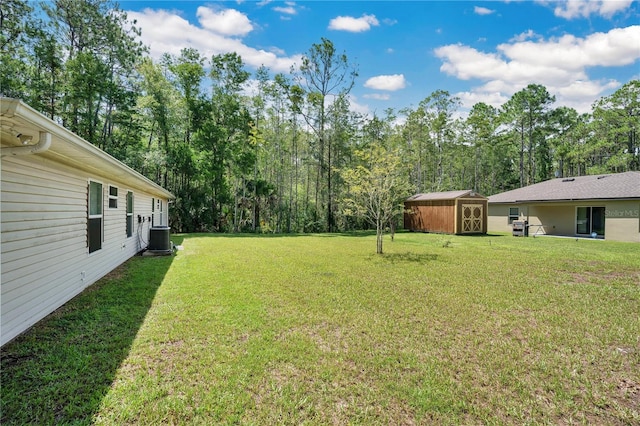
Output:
(2, 232), (639, 425)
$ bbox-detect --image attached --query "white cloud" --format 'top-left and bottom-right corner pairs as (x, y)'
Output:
(554, 79), (620, 111)
(273, 2), (297, 16)
(273, 6), (296, 14)
(434, 25), (640, 113)
(499, 26), (640, 70)
(474, 6), (495, 15)
(126, 8), (301, 72)
(363, 93), (391, 100)
(454, 90), (510, 110)
(269, 46), (286, 56)
(547, 0), (634, 19)
(509, 29), (539, 43)
(364, 74), (407, 91)
(196, 7), (253, 36)
(241, 78), (261, 99)
(328, 14), (379, 32)
(347, 94), (372, 117)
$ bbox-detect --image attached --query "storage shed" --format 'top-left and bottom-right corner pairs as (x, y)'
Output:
(1, 98), (174, 346)
(404, 190), (488, 234)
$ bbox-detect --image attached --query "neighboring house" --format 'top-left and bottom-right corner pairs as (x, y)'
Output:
(404, 190), (488, 235)
(1, 98), (174, 346)
(487, 171), (640, 242)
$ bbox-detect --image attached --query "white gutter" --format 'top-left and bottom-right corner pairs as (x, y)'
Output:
(1, 97), (174, 199)
(0, 131), (51, 157)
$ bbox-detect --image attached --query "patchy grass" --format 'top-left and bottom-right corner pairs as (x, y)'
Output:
(2, 232), (639, 425)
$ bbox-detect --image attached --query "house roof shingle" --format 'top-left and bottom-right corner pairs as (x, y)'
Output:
(487, 171), (640, 203)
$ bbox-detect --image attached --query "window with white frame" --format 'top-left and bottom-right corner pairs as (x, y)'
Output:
(88, 181), (103, 253)
(108, 185), (118, 209)
(126, 191), (134, 238)
(508, 207), (519, 224)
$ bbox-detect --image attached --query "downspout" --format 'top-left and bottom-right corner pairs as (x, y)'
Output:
(1, 131), (51, 157)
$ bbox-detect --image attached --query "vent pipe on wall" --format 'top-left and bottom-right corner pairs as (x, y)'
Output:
(1, 131), (51, 157)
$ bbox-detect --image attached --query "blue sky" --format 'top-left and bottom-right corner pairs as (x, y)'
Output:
(124, 0), (640, 117)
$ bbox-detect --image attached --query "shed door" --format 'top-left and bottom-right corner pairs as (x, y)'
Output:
(462, 204), (483, 233)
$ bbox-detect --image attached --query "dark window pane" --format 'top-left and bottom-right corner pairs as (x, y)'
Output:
(88, 218), (102, 253)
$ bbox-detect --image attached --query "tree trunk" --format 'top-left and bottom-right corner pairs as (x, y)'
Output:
(327, 133), (333, 232)
(519, 121), (525, 187)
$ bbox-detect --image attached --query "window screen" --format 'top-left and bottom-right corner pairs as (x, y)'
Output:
(126, 191), (134, 238)
(88, 181), (103, 253)
(109, 186), (118, 209)
(508, 207), (519, 224)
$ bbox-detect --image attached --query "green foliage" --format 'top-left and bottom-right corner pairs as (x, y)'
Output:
(5, 2), (638, 233)
(500, 84), (556, 186)
(0, 0), (34, 98)
(297, 38), (358, 232)
(590, 80), (640, 172)
(341, 143), (412, 253)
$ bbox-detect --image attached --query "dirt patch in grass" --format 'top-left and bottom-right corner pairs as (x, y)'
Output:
(0, 352), (33, 367)
(608, 342), (640, 418)
(306, 323), (350, 354)
(102, 261), (130, 281)
(378, 252), (439, 263)
(618, 377), (640, 396)
(558, 260), (640, 285)
(567, 269), (640, 284)
(247, 363), (309, 419)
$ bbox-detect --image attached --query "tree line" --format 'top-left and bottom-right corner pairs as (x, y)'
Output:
(2, 0), (639, 234)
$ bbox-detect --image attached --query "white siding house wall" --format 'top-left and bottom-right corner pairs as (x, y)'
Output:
(1, 144), (167, 346)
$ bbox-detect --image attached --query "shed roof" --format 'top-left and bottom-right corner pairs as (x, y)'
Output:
(488, 171), (640, 204)
(1, 97), (174, 199)
(406, 190), (484, 201)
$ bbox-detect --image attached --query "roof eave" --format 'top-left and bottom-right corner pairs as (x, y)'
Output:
(489, 197), (640, 204)
(1, 98), (174, 200)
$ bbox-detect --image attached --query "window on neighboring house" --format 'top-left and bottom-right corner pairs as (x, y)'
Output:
(508, 207), (519, 224)
(126, 191), (134, 238)
(108, 185), (118, 208)
(88, 181), (103, 253)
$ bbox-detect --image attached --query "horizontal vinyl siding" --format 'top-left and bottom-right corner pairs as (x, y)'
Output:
(1, 234), (86, 283)
(1, 216), (84, 233)
(130, 193), (154, 253)
(1, 154), (167, 346)
(2, 246), (87, 323)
